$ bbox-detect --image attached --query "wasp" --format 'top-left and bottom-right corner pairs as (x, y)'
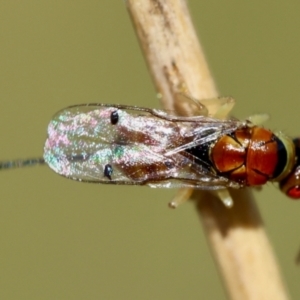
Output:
(1, 97), (299, 207)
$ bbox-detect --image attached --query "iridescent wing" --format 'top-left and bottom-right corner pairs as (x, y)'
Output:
(44, 104), (243, 190)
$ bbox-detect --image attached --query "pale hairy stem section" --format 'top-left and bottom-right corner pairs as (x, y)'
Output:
(125, 1), (289, 299)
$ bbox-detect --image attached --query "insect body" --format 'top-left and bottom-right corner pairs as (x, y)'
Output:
(1, 102), (300, 200)
(41, 104), (300, 198)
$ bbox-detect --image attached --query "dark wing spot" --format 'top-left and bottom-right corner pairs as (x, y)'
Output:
(110, 110), (119, 125)
(104, 164), (113, 180)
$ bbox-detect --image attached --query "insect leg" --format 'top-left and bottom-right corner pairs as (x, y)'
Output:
(200, 97), (235, 120)
(173, 95), (235, 119)
(169, 188), (234, 209)
(214, 189), (234, 208)
(246, 113), (269, 125)
(168, 188), (194, 209)
(173, 93), (209, 117)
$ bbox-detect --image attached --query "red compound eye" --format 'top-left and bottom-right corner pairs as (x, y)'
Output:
(279, 138), (300, 200)
(287, 186), (300, 199)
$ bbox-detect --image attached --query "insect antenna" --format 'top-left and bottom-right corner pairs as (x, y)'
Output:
(0, 157), (45, 170)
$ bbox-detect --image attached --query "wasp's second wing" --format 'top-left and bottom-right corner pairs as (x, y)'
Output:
(43, 104), (242, 190)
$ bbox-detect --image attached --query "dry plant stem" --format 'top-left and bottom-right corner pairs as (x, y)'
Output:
(126, 1), (289, 300)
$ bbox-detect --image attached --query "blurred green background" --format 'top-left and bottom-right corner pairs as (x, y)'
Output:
(0, 1), (299, 299)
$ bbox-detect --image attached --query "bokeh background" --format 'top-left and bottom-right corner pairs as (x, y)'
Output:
(1, 1), (299, 299)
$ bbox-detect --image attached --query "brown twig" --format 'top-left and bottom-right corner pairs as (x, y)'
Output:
(125, 0), (289, 299)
